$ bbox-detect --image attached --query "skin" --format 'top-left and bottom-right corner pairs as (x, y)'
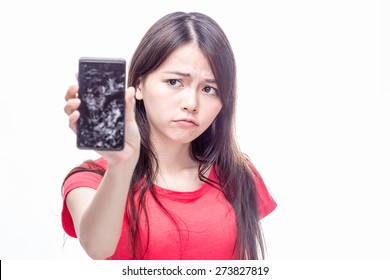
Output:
(137, 42), (222, 191)
(63, 42), (222, 259)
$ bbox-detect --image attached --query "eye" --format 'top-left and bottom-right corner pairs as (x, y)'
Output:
(202, 86), (218, 95)
(167, 79), (182, 88)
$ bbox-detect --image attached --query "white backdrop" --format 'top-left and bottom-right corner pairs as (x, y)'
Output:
(0, 0), (389, 260)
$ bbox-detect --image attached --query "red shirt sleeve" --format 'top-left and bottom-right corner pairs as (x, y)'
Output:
(247, 160), (277, 219)
(61, 170), (103, 238)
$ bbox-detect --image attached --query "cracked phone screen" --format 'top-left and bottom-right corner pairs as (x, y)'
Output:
(77, 58), (126, 150)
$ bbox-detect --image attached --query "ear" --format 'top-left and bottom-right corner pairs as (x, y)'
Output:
(135, 80), (144, 100)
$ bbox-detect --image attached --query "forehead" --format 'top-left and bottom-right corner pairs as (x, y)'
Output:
(156, 43), (214, 77)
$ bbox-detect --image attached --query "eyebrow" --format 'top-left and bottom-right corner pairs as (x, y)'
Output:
(164, 71), (217, 84)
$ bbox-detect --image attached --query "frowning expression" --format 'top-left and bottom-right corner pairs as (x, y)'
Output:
(136, 42), (223, 144)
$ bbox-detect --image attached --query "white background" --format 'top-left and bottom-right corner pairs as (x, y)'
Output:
(0, 0), (389, 260)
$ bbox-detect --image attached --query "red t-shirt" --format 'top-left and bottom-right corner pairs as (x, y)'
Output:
(61, 157), (277, 259)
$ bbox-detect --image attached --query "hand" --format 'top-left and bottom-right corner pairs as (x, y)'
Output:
(64, 82), (141, 165)
(64, 84), (81, 134)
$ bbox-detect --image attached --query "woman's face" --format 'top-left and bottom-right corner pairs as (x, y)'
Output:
(136, 42), (222, 145)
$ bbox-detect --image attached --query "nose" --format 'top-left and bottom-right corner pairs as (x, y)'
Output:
(181, 88), (198, 112)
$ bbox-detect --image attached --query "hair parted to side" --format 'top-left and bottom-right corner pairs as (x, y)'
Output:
(64, 11), (266, 259)
(128, 11), (265, 260)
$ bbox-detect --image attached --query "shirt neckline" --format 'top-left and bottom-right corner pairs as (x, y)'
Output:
(152, 165), (217, 201)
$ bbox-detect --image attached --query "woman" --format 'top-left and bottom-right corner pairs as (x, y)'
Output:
(62, 11), (276, 260)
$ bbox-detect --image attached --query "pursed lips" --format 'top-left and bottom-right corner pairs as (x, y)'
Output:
(173, 118), (199, 126)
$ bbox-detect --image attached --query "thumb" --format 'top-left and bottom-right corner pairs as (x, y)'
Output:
(125, 86), (137, 122)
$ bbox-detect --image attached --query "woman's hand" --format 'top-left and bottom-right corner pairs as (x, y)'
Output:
(64, 82), (141, 259)
(64, 83), (141, 165)
(64, 84), (81, 134)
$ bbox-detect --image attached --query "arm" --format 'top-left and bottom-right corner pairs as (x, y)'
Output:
(64, 84), (141, 259)
(66, 159), (137, 259)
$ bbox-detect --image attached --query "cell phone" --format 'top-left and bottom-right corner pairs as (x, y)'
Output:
(77, 57), (126, 150)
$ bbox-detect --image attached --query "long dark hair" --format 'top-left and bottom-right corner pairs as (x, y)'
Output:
(64, 12), (265, 259)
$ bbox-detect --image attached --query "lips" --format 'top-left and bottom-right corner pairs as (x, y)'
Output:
(173, 118), (199, 126)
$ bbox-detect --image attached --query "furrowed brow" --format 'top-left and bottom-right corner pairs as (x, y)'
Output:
(205, 78), (217, 84)
(164, 71), (190, 77)
(165, 71), (217, 84)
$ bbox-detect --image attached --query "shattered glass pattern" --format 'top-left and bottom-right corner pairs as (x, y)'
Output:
(77, 59), (125, 150)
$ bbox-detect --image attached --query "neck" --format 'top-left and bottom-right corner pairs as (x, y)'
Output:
(150, 135), (206, 191)
(151, 137), (197, 173)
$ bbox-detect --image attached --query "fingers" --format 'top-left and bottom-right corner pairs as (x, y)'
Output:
(125, 87), (136, 122)
(65, 84), (79, 101)
(68, 110), (80, 133)
(64, 97), (81, 115)
(65, 83), (80, 134)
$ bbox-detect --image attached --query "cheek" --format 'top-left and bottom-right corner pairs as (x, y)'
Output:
(205, 103), (222, 123)
(144, 102), (165, 122)
(211, 100), (223, 116)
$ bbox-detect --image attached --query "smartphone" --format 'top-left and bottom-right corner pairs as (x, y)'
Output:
(77, 57), (126, 150)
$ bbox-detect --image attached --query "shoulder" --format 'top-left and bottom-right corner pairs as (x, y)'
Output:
(244, 157), (277, 219)
(61, 157), (107, 237)
(80, 157), (108, 170)
(62, 157), (107, 197)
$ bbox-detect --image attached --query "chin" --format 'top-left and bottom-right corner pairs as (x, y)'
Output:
(169, 134), (199, 145)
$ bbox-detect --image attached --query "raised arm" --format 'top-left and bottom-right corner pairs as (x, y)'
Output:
(64, 84), (141, 259)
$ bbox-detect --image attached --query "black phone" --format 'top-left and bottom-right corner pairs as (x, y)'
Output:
(77, 57), (126, 150)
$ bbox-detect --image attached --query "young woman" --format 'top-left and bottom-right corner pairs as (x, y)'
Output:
(62, 11), (276, 260)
